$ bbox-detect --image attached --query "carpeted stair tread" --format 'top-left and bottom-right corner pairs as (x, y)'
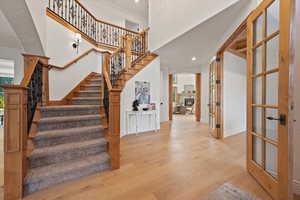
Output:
(71, 97), (103, 105)
(31, 138), (107, 157)
(38, 114), (104, 124)
(89, 78), (102, 82)
(85, 83), (101, 87)
(40, 105), (101, 118)
(29, 138), (108, 168)
(35, 125), (105, 138)
(77, 90), (101, 94)
(25, 153), (110, 194)
(26, 153), (109, 181)
(72, 97), (102, 100)
(41, 105), (100, 111)
(32, 125), (106, 148)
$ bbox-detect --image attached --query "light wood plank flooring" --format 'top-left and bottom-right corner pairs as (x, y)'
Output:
(0, 115), (273, 200)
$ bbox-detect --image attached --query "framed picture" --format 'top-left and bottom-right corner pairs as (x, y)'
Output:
(135, 81), (150, 104)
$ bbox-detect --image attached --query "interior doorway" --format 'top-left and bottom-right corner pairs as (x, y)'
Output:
(168, 73), (201, 122)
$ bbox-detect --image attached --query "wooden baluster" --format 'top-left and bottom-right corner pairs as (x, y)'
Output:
(108, 89), (121, 169)
(2, 86), (28, 200)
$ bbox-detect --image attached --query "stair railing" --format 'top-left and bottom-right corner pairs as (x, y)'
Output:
(47, 0), (149, 50)
(1, 55), (50, 200)
(101, 29), (150, 169)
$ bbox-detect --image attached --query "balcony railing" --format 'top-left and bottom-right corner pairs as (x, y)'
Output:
(48, 0), (147, 50)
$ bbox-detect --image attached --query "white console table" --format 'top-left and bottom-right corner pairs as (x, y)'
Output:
(126, 110), (158, 135)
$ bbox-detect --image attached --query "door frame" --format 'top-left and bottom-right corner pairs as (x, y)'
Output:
(214, 18), (248, 139)
(195, 73), (202, 122)
(208, 58), (223, 138)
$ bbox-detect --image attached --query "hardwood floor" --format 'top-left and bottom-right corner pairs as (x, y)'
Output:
(0, 115), (273, 200)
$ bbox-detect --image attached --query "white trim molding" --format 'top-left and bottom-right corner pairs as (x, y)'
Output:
(294, 180), (300, 195)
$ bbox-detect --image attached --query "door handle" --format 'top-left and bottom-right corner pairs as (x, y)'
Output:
(267, 114), (286, 125)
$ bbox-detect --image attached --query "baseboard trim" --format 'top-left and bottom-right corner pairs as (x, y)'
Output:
(294, 180), (300, 195)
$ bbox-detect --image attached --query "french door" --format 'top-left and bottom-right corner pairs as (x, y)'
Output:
(209, 59), (221, 138)
(247, 0), (295, 199)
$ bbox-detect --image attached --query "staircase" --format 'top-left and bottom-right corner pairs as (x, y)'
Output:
(113, 52), (158, 90)
(24, 74), (110, 195)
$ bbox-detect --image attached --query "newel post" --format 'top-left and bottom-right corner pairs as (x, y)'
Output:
(23, 54), (50, 106)
(2, 86), (28, 200)
(124, 35), (133, 71)
(108, 89), (121, 169)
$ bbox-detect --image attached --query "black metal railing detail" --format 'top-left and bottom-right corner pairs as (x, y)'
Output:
(103, 81), (109, 120)
(110, 51), (125, 86)
(27, 62), (43, 131)
(48, 0), (144, 49)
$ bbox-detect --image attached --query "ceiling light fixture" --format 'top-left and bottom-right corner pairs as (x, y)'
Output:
(192, 56), (197, 61)
(135, 0), (140, 3)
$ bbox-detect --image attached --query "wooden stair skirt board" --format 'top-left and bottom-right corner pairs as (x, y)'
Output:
(25, 73), (110, 195)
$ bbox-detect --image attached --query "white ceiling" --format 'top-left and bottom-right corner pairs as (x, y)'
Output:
(0, 10), (22, 49)
(156, 0), (250, 73)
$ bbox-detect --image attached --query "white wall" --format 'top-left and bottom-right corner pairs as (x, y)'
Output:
(149, 0), (241, 51)
(46, 17), (104, 100)
(25, 0), (48, 53)
(46, 17), (98, 66)
(120, 57), (161, 137)
(160, 68), (169, 122)
(223, 52), (247, 137)
(80, 0), (148, 31)
(0, 47), (24, 84)
(49, 52), (101, 100)
(200, 65), (210, 124)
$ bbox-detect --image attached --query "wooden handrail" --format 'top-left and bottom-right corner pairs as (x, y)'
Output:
(103, 70), (112, 91)
(49, 48), (111, 70)
(110, 47), (123, 57)
(20, 58), (39, 87)
(72, 0), (139, 35)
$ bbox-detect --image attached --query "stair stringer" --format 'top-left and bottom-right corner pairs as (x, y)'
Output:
(115, 53), (158, 90)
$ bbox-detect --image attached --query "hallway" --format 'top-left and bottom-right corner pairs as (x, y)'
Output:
(0, 115), (268, 200)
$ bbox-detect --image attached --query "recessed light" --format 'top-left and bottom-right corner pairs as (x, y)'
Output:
(192, 57), (196, 61)
(135, 0), (140, 3)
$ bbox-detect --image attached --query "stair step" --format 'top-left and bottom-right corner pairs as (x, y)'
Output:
(25, 153), (110, 195)
(32, 125), (106, 148)
(71, 97), (103, 105)
(81, 84), (101, 90)
(29, 138), (108, 169)
(37, 114), (104, 132)
(93, 74), (102, 78)
(76, 90), (102, 97)
(88, 78), (102, 83)
(40, 105), (101, 118)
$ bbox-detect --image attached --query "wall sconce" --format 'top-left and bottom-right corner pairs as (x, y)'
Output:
(72, 33), (82, 53)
